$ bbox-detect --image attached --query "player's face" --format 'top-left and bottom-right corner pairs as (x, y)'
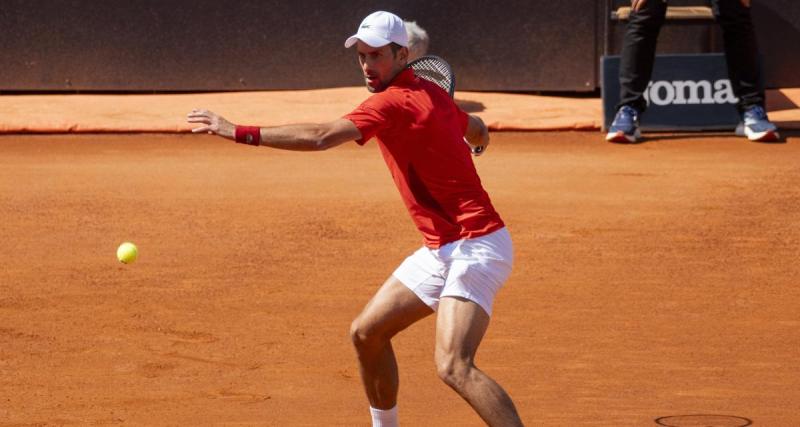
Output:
(356, 41), (408, 93)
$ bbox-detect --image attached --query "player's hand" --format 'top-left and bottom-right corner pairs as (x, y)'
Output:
(740, 0), (751, 7)
(471, 145), (487, 156)
(187, 109), (235, 139)
(464, 114), (489, 156)
(631, 0), (647, 12)
(465, 133), (489, 157)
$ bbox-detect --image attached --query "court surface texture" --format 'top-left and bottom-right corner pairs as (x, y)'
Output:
(1, 131), (798, 426)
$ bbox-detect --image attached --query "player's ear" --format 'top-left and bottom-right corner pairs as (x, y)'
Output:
(398, 46), (409, 62)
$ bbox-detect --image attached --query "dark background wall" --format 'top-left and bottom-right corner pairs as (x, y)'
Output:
(0, 0), (798, 92)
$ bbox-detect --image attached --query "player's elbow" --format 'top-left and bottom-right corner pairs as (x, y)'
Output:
(303, 126), (335, 151)
(315, 135), (338, 151)
(309, 120), (359, 151)
(316, 127), (351, 151)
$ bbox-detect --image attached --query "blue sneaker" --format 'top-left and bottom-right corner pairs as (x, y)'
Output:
(735, 105), (779, 142)
(606, 105), (641, 143)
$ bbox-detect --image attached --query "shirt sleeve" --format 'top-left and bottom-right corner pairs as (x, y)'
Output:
(343, 97), (390, 145)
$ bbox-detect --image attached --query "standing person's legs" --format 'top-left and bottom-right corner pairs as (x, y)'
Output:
(435, 297), (524, 427)
(617, 0), (668, 113)
(350, 276), (434, 413)
(608, 0), (669, 142)
(713, 0), (778, 141)
(712, 0), (764, 111)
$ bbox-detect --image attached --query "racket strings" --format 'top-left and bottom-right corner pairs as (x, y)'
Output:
(408, 56), (455, 97)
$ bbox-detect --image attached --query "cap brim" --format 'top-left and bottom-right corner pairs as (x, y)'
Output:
(344, 32), (391, 48)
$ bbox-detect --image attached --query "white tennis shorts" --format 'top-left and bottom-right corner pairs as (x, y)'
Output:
(393, 227), (513, 316)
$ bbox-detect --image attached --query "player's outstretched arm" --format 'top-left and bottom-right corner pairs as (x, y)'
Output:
(256, 119), (362, 151)
(187, 109), (362, 151)
(464, 114), (489, 155)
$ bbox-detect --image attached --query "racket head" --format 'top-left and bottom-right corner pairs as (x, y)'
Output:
(406, 55), (456, 98)
(406, 55), (484, 155)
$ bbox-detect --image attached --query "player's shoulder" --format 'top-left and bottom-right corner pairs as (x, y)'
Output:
(359, 86), (405, 111)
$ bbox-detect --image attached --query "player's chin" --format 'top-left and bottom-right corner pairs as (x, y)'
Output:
(365, 79), (385, 93)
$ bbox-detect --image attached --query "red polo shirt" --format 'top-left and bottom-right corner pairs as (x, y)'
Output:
(343, 68), (504, 248)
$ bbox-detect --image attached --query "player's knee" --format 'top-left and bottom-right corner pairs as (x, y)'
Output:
(349, 319), (380, 350)
(435, 353), (473, 389)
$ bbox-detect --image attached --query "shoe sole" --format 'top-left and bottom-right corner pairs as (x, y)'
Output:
(605, 130), (640, 143)
(746, 129), (780, 142)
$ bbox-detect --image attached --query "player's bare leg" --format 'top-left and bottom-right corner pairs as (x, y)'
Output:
(350, 276), (433, 409)
(435, 296), (524, 427)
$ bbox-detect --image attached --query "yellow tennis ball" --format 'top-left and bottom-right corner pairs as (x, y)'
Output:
(117, 242), (138, 264)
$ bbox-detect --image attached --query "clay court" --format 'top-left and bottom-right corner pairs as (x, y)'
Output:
(1, 131), (798, 426)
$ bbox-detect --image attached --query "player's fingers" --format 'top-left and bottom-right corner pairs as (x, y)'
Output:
(191, 125), (213, 133)
(186, 111), (212, 119)
(187, 109), (217, 117)
(186, 117), (212, 125)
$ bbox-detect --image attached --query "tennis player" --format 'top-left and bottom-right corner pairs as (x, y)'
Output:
(187, 11), (523, 427)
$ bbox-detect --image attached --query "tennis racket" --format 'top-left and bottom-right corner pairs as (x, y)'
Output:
(406, 55), (485, 155)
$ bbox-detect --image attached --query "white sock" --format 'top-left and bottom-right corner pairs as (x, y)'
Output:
(369, 405), (398, 427)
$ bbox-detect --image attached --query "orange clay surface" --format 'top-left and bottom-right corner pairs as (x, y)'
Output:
(1, 132), (798, 426)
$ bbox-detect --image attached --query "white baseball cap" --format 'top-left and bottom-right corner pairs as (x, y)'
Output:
(344, 11), (408, 48)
